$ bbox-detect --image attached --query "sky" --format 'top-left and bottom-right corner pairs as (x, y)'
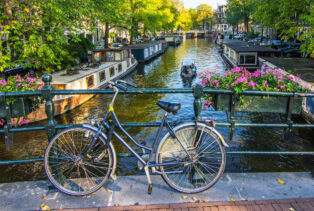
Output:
(182, 0), (227, 9)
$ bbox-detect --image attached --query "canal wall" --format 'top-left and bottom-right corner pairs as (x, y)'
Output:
(259, 57), (314, 123)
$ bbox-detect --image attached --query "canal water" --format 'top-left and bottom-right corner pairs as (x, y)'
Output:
(0, 39), (313, 182)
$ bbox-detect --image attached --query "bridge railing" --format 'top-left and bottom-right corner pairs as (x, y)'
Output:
(0, 73), (313, 165)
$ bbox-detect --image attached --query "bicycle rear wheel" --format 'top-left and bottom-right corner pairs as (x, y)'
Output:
(44, 126), (115, 196)
(156, 123), (226, 193)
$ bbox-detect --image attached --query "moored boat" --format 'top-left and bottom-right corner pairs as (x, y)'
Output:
(26, 48), (138, 122)
(180, 58), (197, 78)
(129, 41), (163, 62)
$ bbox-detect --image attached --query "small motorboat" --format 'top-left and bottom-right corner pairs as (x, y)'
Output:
(180, 58), (197, 78)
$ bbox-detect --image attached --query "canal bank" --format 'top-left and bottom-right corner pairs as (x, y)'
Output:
(0, 172), (313, 210)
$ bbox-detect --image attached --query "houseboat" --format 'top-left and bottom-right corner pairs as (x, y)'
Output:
(222, 41), (279, 70)
(165, 35), (182, 46)
(28, 48), (138, 122)
(129, 41), (163, 62)
(156, 36), (169, 53)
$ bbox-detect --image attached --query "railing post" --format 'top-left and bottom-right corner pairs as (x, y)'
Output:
(284, 95), (295, 140)
(41, 74), (57, 141)
(228, 93), (236, 141)
(193, 84), (203, 119)
(0, 93), (13, 150)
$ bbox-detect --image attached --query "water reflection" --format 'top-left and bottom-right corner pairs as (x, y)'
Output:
(0, 39), (312, 182)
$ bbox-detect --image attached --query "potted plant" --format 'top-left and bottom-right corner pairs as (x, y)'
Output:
(198, 66), (311, 114)
(0, 74), (44, 126)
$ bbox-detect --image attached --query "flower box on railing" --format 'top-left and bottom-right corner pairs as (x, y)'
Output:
(0, 98), (34, 118)
(213, 94), (303, 114)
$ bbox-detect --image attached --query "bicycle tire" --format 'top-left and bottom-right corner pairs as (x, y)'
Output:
(156, 122), (226, 193)
(44, 126), (115, 196)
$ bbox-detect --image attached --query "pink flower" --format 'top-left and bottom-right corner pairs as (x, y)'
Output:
(226, 84), (229, 89)
(202, 78), (208, 83)
(16, 83), (21, 88)
(287, 76), (294, 80)
(27, 77), (36, 83)
(198, 83), (205, 88)
(204, 105), (208, 110)
(0, 80), (7, 86)
(204, 100), (208, 104)
(20, 120), (30, 124)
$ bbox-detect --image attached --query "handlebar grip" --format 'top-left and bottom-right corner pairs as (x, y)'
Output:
(115, 83), (127, 91)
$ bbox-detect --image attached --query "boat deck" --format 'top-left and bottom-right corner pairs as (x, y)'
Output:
(52, 62), (119, 84)
(261, 57), (314, 84)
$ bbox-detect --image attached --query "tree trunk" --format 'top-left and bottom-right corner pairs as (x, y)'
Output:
(104, 22), (109, 48)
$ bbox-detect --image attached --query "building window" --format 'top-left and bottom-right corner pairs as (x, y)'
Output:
(118, 64), (122, 72)
(99, 71), (106, 82)
(245, 55), (256, 64)
(109, 67), (115, 77)
(86, 75), (94, 89)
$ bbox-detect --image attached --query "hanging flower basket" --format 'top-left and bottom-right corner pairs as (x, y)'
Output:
(0, 74), (43, 121)
(213, 94), (303, 114)
(0, 98), (35, 118)
(199, 67), (310, 114)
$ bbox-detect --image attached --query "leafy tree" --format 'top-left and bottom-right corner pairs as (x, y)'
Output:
(225, 0), (254, 32)
(196, 4), (214, 31)
(253, 0), (313, 57)
(0, 0), (95, 72)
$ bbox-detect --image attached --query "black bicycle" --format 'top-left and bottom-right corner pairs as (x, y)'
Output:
(44, 80), (228, 196)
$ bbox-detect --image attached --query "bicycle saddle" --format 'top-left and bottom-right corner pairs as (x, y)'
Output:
(157, 101), (181, 115)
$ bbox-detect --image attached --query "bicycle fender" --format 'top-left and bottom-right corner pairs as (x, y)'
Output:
(210, 127), (229, 147)
(82, 124), (117, 178)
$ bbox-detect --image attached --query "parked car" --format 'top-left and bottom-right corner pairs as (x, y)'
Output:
(110, 43), (123, 49)
(280, 43), (301, 57)
(268, 40), (282, 47)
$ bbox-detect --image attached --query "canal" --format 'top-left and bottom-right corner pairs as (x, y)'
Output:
(0, 39), (313, 182)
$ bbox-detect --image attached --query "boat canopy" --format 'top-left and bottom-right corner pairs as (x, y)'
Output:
(182, 58), (194, 66)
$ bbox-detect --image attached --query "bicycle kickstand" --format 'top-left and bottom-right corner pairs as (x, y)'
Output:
(144, 166), (153, 195)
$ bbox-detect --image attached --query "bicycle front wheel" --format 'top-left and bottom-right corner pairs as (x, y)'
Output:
(44, 126), (115, 196)
(156, 123), (226, 193)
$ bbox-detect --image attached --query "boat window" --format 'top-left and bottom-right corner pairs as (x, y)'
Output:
(240, 55), (245, 64)
(118, 64), (122, 72)
(239, 54), (256, 65)
(107, 52), (114, 61)
(144, 49), (148, 58)
(109, 67), (115, 77)
(115, 52), (121, 61)
(86, 75), (94, 89)
(245, 55), (256, 64)
(99, 70), (106, 82)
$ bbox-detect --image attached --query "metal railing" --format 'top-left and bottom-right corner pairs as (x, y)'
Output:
(0, 73), (313, 166)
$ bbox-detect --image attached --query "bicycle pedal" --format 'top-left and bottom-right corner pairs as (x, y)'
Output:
(148, 184), (153, 195)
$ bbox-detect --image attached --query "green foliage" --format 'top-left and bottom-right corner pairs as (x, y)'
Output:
(253, 0), (313, 57)
(225, 0), (254, 32)
(0, 0), (96, 72)
(246, 31), (259, 38)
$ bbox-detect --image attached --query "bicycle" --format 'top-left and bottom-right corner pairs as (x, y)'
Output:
(44, 80), (229, 196)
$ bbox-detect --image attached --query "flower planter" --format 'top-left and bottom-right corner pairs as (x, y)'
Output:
(0, 98), (34, 118)
(213, 94), (303, 114)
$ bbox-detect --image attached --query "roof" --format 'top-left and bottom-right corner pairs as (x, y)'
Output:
(223, 41), (278, 53)
(183, 58), (193, 66)
(128, 41), (162, 49)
